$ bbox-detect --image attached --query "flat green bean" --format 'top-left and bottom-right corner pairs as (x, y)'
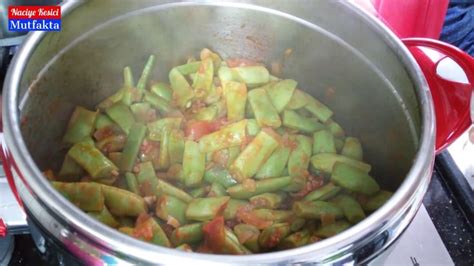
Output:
(52, 182), (104, 211)
(226, 176), (292, 199)
(185, 196), (230, 221)
(105, 102), (135, 134)
(183, 140), (205, 187)
(293, 201), (343, 219)
(63, 106), (98, 145)
(248, 88), (281, 128)
(101, 184), (148, 216)
(223, 80), (247, 121)
(331, 162), (379, 195)
(120, 123), (147, 172)
(341, 137), (363, 160)
(68, 141), (119, 180)
(311, 153), (371, 174)
(282, 110), (325, 133)
(198, 120), (247, 153)
(264, 79), (297, 113)
(313, 129), (337, 154)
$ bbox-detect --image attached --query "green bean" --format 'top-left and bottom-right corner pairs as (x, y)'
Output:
(101, 184), (147, 216)
(122, 87), (143, 106)
(185, 196), (230, 221)
(226, 176), (292, 199)
(135, 161), (158, 196)
(193, 105), (218, 121)
(150, 82), (172, 102)
(200, 48), (222, 74)
(147, 117), (182, 141)
(286, 89), (309, 110)
(293, 201), (343, 219)
(52, 182), (104, 211)
(136, 55), (156, 91)
(89, 206), (120, 228)
(167, 129), (185, 164)
(204, 166), (238, 188)
(255, 145), (291, 179)
(68, 141), (119, 180)
(170, 67), (194, 109)
(229, 128), (280, 182)
(324, 119), (345, 138)
(199, 120), (247, 153)
(264, 79), (297, 113)
(341, 137), (363, 161)
(245, 99), (255, 118)
(192, 58), (214, 94)
(96, 134), (126, 153)
(248, 88), (281, 128)
(250, 193), (283, 209)
(144, 91), (170, 114)
(137, 216), (172, 247)
(123, 66), (134, 88)
(125, 172), (140, 195)
(251, 209), (292, 222)
(105, 102), (135, 134)
(302, 91), (333, 123)
(130, 102), (152, 123)
(223, 199), (248, 220)
(156, 195), (188, 226)
(95, 114), (115, 130)
(362, 190), (393, 212)
(223, 80), (247, 121)
(223, 228), (252, 255)
(118, 227), (134, 236)
(311, 153), (371, 174)
(304, 182), (341, 201)
(183, 140), (206, 187)
(331, 194), (365, 224)
(208, 183), (227, 197)
(156, 179), (193, 203)
(278, 229), (310, 249)
(63, 106), (98, 145)
(258, 223), (290, 249)
(171, 223), (203, 246)
(314, 220), (351, 238)
(282, 110), (325, 133)
(286, 135), (312, 191)
(97, 88), (125, 110)
(189, 187), (208, 198)
(290, 218), (306, 232)
(176, 61), (201, 75)
(119, 123), (147, 172)
(246, 119), (260, 136)
(331, 162), (379, 195)
(58, 155), (83, 181)
(218, 65), (270, 87)
(233, 224), (260, 253)
(176, 243), (193, 252)
(313, 129), (337, 154)
(157, 128), (170, 170)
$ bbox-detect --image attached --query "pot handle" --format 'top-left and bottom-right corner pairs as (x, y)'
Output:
(0, 128), (26, 237)
(402, 38), (474, 153)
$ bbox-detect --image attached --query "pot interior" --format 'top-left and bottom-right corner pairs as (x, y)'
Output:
(17, 1), (420, 193)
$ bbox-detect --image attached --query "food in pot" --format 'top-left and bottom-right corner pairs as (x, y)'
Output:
(44, 48), (393, 254)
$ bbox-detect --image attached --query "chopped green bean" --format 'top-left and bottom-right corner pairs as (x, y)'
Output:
(362, 190), (393, 212)
(293, 201), (343, 219)
(265, 79), (297, 113)
(130, 102), (152, 123)
(204, 166), (238, 188)
(101, 184), (147, 216)
(227, 176), (292, 199)
(311, 153), (371, 174)
(176, 61), (201, 75)
(233, 224), (260, 252)
(282, 110), (325, 133)
(156, 179), (193, 203)
(278, 229), (310, 249)
(229, 128), (280, 182)
(68, 141), (118, 180)
(58, 155), (83, 181)
(185, 196), (230, 221)
(314, 220), (351, 238)
(170, 68), (194, 109)
(105, 102), (135, 134)
(246, 119), (260, 136)
(304, 182), (341, 201)
(89, 206), (120, 228)
(258, 223), (290, 249)
(95, 114), (115, 130)
(144, 91), (170, 114)
(151, 82), (172, 102)
(171, 223), (203, 246)
(286, 89), (309, 110)
(223, 80), (247, 121)
(331, 194), (365, 223)
(248, 88), (281, 128)
(199, 120), (247, 153)
(224, 199), (248, 220)
(313, 129), (337, 154)
(324, 119), (345, 138)
(52, 181), (104, 211)
(255, 145), (290, 179)
(331, 162), (379, 195)
(208, 183), (227, 197)
(63, 106), (98, 145)
(341, 137), (363, 160)
(136, 55), (156, 91)
(156, 195), (188, 226)
(219, 65), (270, 87)
(249, 193), (283, 209)
(119, 123), (147, 172)
(183, 140), (205, 187)
(125, 172), (140, 195)
(147, 117), (182, 141)
(192, 58), (214, 93)
(302, 91), (333, 123)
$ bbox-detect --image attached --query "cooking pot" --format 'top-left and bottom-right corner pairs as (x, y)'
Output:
(1, 0), (473, 264)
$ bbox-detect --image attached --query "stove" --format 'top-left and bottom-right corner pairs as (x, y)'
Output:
(1, 40), (473, 266)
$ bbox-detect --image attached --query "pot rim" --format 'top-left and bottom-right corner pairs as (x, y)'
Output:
(2, 1), (435, 263)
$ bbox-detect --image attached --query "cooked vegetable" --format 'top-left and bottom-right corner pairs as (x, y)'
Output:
(47, 48), (392, 254)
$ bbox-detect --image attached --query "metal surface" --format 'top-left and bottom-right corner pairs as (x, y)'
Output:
(2, 0), (435, 264)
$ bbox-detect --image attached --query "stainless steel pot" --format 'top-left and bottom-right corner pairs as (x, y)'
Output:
(1, 0), (472, 264)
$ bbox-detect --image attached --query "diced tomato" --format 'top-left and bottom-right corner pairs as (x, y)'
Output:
(185, 118), (228, 140)
(133, 214), (153, 241)
(202, 216), (226, 253)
